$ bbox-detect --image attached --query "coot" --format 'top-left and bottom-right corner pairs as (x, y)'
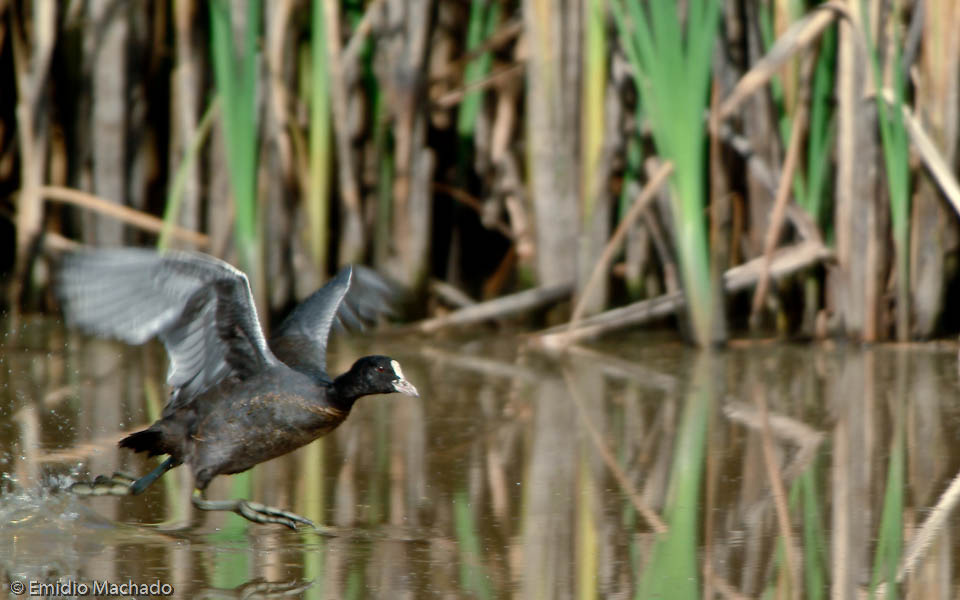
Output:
(58, 248), (418, 530)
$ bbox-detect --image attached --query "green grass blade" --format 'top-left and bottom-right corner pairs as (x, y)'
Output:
(307, 0), (332, 272)
(158, 97), (220, 250)
(870, 408), (905, 597)
(577, 452), (599, 600)
(457, 0), (498, 142)
(301, 439), (325, 600)
(211, 471), (254, 586)
(209, 0), (261, 273)
(803, 26), (837, 229)
(860, 0), (910, 340)
(611, 0), (721, 346)
(800, 458), (827, 600)
(581, 0), (606, 223)
(454, 490), (494, 599)
(636, 354), (711, 599)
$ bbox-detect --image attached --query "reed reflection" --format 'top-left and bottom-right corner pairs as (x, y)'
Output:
(3, 325), (960, 597)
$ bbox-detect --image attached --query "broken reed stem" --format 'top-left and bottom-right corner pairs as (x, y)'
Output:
(434, 64), (525, 108)
(561, 367), (668, 534)
(748, 54), (813, 327)
(342, 0), (387, 67)
(430, 279), (478, 308)
(535, 239), (831, 348)
(10, 0), (53, 312)
(898, 101), (960, 218)
(431, 19), (524, 83)
(410, 281), (574, 333)
(569, 160), (674, 330)
(714, 1), (850, 125)
(39, 186), (210, 248)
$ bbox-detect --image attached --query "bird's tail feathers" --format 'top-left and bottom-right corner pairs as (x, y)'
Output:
(119, 428), (165, 456)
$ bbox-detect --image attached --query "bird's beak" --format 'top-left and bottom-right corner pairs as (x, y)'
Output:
(392, 377), (420, 397)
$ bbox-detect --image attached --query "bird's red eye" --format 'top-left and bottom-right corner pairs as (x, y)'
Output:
(376, 366), (385, 373)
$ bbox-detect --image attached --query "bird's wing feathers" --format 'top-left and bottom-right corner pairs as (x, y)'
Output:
(270, 265), (396, 376)
(332, 265), (396, 331)
(269, 265), (351, 376)
(57, 248), (279, 407)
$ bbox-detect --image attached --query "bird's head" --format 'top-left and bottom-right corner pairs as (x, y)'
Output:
(346, 355), (420, 398)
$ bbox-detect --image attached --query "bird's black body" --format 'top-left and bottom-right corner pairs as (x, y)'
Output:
(120, 357), (397, 489)
(58, 248), (418, 529)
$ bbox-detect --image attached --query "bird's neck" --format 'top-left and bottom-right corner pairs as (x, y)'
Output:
(328, 370), (366, 411)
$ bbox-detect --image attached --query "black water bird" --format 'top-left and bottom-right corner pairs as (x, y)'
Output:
(58, 248), (418, 530)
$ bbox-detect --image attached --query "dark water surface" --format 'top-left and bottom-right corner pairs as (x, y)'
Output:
(3, 317), (960, 598)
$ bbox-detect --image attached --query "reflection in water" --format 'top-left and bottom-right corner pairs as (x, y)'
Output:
(3, 318), (960, 597)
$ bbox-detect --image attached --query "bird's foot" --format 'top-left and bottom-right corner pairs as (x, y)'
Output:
(69, 472), (137, 496)
(237, 500), (317, 530)
(191, 493), (316, 531)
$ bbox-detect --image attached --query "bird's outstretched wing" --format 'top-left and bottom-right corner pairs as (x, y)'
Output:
(269, 265), (396, 378)
(57, 248), (280, 410)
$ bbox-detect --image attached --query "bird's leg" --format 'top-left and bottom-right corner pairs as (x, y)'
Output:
(70, 458), (177, 497)
(191, 490), (316, 531)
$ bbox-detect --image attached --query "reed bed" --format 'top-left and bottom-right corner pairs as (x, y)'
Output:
(2, 0), (959, 343)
